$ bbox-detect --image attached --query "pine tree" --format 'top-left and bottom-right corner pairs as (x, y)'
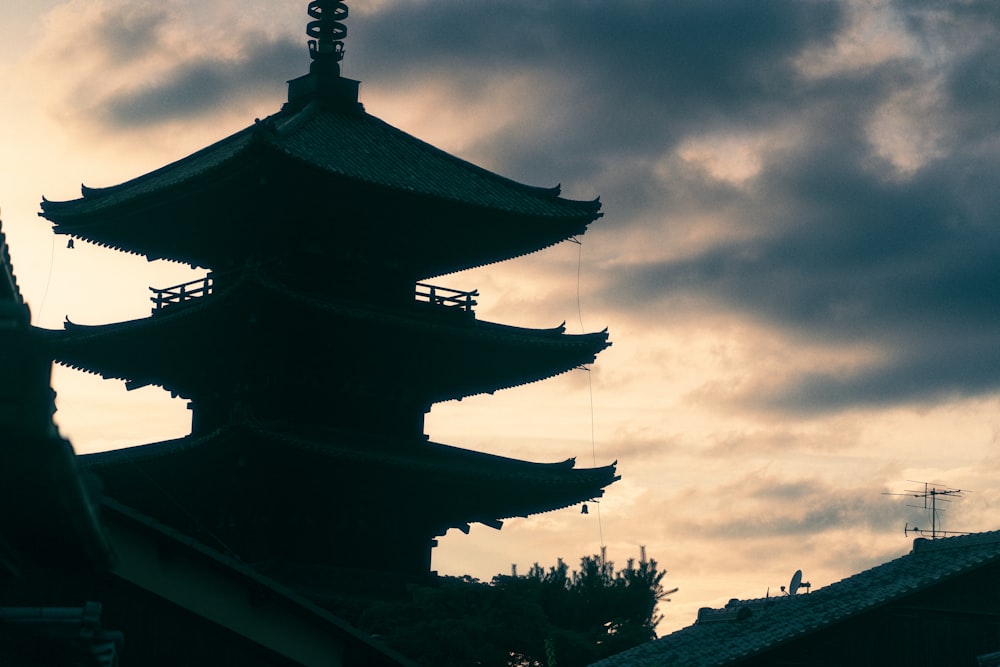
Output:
(360, 552), (676, 667)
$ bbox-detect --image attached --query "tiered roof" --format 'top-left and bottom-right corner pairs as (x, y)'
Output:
(44, 270), (609, 403)
(31, 0), (617, 587)
(82, 422), (619, 535)
(40, 98), (601, 276)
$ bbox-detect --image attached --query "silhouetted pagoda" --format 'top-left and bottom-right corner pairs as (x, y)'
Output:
(38, 1), (616, 601)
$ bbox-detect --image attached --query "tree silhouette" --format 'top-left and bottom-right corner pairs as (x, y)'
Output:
(360, 554), (675, 667)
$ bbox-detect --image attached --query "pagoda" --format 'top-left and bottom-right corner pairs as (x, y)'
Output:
(38, 1), (617, 600)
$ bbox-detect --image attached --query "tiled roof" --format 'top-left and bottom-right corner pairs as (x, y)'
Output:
(38, 90), (601, 275)
(41, 269), (609, 402)
(81, 421), (619, 524)
(40, 97), (599, 226)
(43, 127), (255, 219)
(592, 531), (1000, 667)
(267, 101), (600, 218)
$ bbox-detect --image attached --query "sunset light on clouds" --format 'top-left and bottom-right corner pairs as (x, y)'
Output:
(3, 0), (1000, 632)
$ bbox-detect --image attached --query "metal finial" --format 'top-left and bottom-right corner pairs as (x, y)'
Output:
(307, 1), (348, 76)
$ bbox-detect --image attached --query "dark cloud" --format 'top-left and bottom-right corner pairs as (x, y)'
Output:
(87, 1), (1000, 414)
(897, 0), (1000, 125)
(99, 35), (301, 126)
(603, 130), (1000, 412)
(703, 425), (863, 456)
(947, 55), (1000, 142)
(688, 483), (907, 541)
(524, 3), (1000, 414)
(351, 0), (843, 183)
(352, 0), (840, 103)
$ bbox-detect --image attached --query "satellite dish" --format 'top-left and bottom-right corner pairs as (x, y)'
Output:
(789, 569), (803, 596)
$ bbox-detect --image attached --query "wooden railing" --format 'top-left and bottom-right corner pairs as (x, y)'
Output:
(414, 282), (478, 312)
(150, 275), (214, 313)
(149, 275), (475, 314)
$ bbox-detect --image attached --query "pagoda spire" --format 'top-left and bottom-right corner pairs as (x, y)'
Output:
(307, 1), (348, 78)
(287, 1), (360, 110)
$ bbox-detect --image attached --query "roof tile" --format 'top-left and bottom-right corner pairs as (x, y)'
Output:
(592, 530), (1000, 667)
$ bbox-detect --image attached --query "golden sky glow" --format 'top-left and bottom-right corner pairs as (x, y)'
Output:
(4, 1), (1000, 633)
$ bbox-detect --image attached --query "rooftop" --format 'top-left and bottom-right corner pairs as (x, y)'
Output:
(592, 530), (1000, 667)
(38, 4), (601, 275)
(40, 103), (601, 225)
(81, 420), (619, 528)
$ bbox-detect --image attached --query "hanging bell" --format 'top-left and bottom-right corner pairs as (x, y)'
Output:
(581, 504), (589, 515)
(67, 238), (75, 249)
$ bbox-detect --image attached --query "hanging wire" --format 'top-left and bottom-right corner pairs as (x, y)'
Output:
(574, 235), (606, 550)
(34, 231), (57, 325)
(571, 236), (585, 333)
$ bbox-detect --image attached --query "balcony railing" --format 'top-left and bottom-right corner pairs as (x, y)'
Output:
(149, 275), (476, 314)
(150, 275), (214, 313)
(414, 282), (478, 313)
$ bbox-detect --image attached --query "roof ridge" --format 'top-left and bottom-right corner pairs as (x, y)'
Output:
(41, 125), (257, 207)
(595, 530), (1000, 666)
(357, 111), (597, 206)
(694, 528), (1000, 618)
(912, 529), (1000, 553)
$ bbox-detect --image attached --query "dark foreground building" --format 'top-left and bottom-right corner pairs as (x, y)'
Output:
(2, 215), (413, 666)
(2, 1), (616, 662)
(592, 531), (1000, 667)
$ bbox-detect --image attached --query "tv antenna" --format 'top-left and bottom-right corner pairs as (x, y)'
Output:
(884, 481), (969, 539)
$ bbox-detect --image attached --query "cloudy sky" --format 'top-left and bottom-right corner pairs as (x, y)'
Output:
(3, 0), (1000, 632)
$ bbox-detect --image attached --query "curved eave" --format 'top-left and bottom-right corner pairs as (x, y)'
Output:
(40, 124), (257, 220)
(81, 423), (619, 524)
(429, 328), (609, 402)
(33, 275), (249, 391)
(418, 233), (585, 283)
(81, 422), (617, 479)
(269, 275), (612, 398)
(40, 275), (610, 401)
(37, 101), (601, 270)
(39, 128), (261, 267)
